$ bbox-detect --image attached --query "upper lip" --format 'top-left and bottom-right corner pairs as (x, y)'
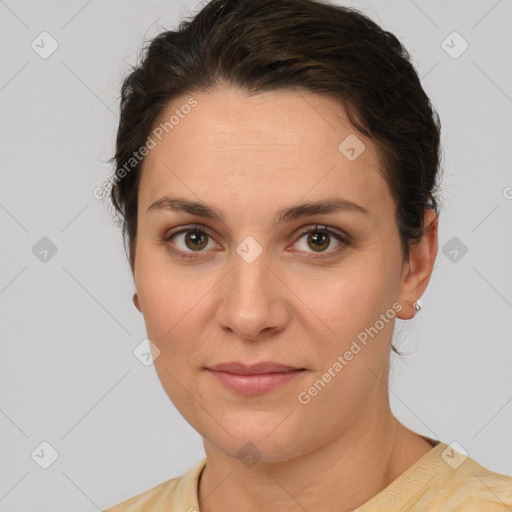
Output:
(207, 361), (304, 374)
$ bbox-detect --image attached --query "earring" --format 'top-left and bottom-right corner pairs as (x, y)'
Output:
(413, 301), (421, 313)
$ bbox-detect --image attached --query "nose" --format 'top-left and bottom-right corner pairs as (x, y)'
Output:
(215, 247), (290, 342)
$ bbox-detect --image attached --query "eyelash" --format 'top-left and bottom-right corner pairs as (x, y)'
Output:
(160, 223), (350, 260)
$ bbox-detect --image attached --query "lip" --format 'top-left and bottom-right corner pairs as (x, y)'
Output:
(208, 361), (304, 374)
(206, 361), (306, 395)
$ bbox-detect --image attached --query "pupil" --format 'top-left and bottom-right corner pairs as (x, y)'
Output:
(186, 230), (207, 250)
(309, 231), (329, 251)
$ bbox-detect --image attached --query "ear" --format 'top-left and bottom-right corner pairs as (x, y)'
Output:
(132, 292), (142, 313)
(396, 209), (438, 320)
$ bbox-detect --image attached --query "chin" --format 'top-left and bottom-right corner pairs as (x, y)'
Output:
(200, 412), (308, 464)
(211, 436), (303, 466)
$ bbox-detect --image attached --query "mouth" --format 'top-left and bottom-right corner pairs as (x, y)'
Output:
(205, 361), (306, 394)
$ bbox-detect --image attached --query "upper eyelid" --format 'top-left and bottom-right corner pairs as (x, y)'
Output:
(164, 223), (218, 241)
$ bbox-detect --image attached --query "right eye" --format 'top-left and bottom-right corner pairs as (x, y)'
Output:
(162, 225), (222, 259)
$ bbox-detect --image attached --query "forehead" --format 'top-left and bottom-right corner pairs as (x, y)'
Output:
(138, 86), (391, 219)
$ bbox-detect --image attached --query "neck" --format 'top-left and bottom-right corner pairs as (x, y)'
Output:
(198, 405), (426, 512)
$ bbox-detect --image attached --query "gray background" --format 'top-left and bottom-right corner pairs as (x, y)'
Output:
(1, 0), (511, 510)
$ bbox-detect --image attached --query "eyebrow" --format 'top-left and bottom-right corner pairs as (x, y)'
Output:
(147, 196), (369, 224)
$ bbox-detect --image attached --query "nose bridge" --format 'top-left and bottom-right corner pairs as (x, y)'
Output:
(217, 240), (288, 339)
(232, 245), (269, 298)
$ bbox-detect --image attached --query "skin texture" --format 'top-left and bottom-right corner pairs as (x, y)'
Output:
(131, 86), (438, 512)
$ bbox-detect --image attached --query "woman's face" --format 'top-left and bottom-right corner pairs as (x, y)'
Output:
(133, 86), (418, 462)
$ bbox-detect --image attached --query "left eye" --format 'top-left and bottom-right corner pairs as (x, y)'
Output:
(293, 226), (346, 254)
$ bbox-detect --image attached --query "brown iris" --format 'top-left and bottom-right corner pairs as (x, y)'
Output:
(185, 230), (209, 250)
(307, 230), (330, 252)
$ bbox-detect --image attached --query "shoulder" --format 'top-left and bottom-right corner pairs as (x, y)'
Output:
(103, 478), (180, 512)
(356, 442), (512, 512)
(419, 448), (512, 511)
(102, 458), (206, 512)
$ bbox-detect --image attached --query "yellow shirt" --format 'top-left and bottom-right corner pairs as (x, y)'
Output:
(103, 441), (512, 511)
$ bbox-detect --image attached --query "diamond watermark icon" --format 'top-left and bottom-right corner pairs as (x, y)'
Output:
(32, 237), (58, 263)
(442, 236), (468, 263)
(133, 338), (160, 366)
(441, 31), (468, 59)
(31, 31), (59, 59)
(441, 441), (468, 469)
(338, 134), (366, 161)
(31, 441), (59, 469)
(237, 442), (262, 468)
(236, 236), (263, 264)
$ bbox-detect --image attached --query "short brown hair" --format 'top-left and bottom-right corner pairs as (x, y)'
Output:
(111, 0), (441, 279)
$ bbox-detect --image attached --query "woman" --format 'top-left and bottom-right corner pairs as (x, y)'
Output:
(103, 0), (512, 510)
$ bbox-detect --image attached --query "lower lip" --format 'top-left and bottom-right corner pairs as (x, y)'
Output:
(207, 370), (304, 394)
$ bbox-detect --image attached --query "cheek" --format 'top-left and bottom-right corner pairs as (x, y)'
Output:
(134, 258), (212, 416)
(292, 257), (400, 342)
(134, 245), (204, 344)
(138, 273), (210, 350)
